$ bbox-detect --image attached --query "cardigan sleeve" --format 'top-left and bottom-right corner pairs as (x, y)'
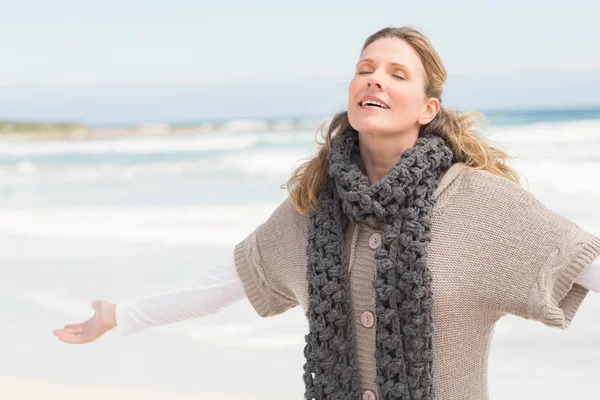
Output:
(465, 169), (600, 330)
(525, 222), (600, 329)
(233, 198), (302, 317)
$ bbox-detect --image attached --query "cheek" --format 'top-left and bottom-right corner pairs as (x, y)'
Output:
(347, 80), (362, 112)
(391, 87), (421, 110)
(348, 78), (361, 98)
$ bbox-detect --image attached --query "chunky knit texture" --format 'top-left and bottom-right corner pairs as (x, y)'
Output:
(234, 161), (600, 400)
(302, 131), (453, 400)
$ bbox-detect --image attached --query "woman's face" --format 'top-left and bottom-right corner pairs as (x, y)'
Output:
(348, 37), (432, 137)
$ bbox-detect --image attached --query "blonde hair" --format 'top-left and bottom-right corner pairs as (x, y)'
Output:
(286, 26), (520, 216)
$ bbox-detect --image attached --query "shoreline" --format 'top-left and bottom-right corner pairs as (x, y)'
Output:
(0, 117), (330, 142)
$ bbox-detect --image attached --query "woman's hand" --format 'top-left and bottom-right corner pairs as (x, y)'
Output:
(53, 300), (117, 344)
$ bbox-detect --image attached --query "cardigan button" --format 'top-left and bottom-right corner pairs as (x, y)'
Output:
(361, 311), (375, 328)
(362, 389), (377, 400)
(368, 232), (382, 250)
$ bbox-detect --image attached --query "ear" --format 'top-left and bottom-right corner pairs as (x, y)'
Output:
(417, 97), (440, 125)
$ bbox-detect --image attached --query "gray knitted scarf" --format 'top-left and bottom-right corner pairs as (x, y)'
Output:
(303, 130), (454, 400)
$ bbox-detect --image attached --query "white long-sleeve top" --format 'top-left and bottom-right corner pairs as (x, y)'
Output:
(115, 249), (600, 336)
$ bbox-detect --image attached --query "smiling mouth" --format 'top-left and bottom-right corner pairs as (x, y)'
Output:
(359, 103), (389, 110)
(358, 100), (390, 109)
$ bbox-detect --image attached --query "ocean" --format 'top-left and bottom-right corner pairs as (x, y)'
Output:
(1, 108), (600, 399)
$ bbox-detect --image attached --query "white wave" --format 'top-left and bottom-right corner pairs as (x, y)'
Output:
(0, 135), (256, 156)
(488, 119), (600, 145)
(0, 147), (314, 179)
(218, 149), (311, 176)
(218, 119), (270, 132)
(0, 130), (316, 157)
(0, 160), (201, 179)
(0, 204), (280, 245)
(510, 160), (600, 195)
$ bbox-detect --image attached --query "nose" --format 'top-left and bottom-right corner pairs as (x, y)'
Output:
(366, 71), (383, 90)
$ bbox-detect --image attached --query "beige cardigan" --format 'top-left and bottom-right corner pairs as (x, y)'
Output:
(234, 161), (600, 400)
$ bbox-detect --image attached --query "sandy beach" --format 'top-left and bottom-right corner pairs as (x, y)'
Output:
(0, 377), (265, 400)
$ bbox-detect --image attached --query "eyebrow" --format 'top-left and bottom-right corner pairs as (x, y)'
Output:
(356, 58), (411, 75)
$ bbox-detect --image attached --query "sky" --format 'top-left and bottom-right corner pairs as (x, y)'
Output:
(1, 0), (599, 124)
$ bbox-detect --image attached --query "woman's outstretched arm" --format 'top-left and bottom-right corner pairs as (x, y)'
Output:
(52, 248), (245, 343)
(51, 248), (600, 344)
(115, 249), (244, 335)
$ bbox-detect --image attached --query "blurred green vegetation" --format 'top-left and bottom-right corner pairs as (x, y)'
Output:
(0, 121), (86, 133)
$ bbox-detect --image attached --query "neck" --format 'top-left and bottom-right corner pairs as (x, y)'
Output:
(358, 130), (419, 185)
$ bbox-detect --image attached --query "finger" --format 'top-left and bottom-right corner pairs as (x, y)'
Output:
(55, 332), (84, 344)
(54, 327), (83, 335)
(64, 324), (81, 329)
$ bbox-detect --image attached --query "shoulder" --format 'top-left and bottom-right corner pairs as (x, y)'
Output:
(260, 196), (308, 228)
(457, 165), (533, 206)
(255, 196), (309, 246)
(454, 166), (574, 231)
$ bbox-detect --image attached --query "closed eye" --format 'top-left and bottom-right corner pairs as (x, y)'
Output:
(358, 71), (404, 80)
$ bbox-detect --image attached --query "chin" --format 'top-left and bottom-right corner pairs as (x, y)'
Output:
(352, 121), (395, 136)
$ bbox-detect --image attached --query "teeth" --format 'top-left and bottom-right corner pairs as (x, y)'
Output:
(361, 100), (388, 108)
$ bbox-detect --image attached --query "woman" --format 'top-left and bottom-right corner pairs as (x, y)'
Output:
(53, 26), (600, 399)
